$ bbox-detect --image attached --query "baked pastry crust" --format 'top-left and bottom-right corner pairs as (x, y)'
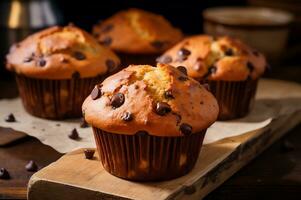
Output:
(6, 25), (120, 79)
(93, 8), (183, 54)
(157, 35), (267, 81)
(83, 63), (218, 137)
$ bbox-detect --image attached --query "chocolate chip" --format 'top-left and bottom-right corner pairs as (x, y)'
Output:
(121, 112), (133, 122)
(178, 76), (188, 81)
(99, 36), (112, 46)
(178, 48), (191, 61)
(225, 48), (234, 56)
(177, 66), (188, 75)
(25, 160), (38, 172)
(5, 113), (16, 122)
(69, 128), (79, 140)
(247, 61), (254, 72)
(155, 102), (171, 116)
(72, 71), (80, 79)
(0, 168), (10, 179)
(38, 58), (46, 67)
(203, 83), (210, 92)
(156, 55), (172, 64)
(180, 123), (192, 136)
(100, 24), (114, 33)
(204, 66), (217, 78)
(110, 93), (125, 108)
(80, 118), (89, 128)
(91, 87), (101, 100)
(73, 51), (86, 60)
(281, 140), (295, 152)
(106, 59), (117, 72)
(178, 48), (191, 57)
(24, 57), (33, 63)
(164, 90), (174, 99)
(135, 131), (149, 136)
(151, 41), (165, 49)
(84, 149), (95, 159)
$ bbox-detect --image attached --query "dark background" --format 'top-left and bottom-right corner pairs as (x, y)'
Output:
(0, 0), (300, 80)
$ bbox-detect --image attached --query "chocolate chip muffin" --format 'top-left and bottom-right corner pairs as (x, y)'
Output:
(157, 35), (268, 120)
(92, 8), (183, 66)
(6, 25), (120, 119)
(82, 63), (218, 181)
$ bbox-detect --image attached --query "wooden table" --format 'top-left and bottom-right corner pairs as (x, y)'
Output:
(1, 66), (301, 200)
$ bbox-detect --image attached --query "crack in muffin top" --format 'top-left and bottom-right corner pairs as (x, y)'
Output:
(92, 8), (183, 54)
(157, 35), (268, 81)
(82, 63), (219, 137)
(6, 25), (120, 79)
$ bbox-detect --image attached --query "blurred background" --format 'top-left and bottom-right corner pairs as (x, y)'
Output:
(0, 0), (301, 80)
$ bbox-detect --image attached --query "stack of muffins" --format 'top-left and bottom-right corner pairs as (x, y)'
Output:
(6, 8), (268, 181)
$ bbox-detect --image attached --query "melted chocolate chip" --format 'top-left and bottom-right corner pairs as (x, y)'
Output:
(164, 90), (174, 99)
(106, 59), (117, 72)
(151, 41), (165, 49)
(135, 131), (149, 136)
(178, 48), (191, 57)
(84, 149), (95, 159)
(184, 185), (196, 195)
(72, 71), (80, 79)
(80, 118), (89, 128)
(204, 66), (217, 78)
(155, 102), (171, 116)
(25, 160), (38, 172)
(100, 24), (114, 33)
(69, 128), (79, 140)
(91, 86), (101, 100)
(247, 61), (254, 72)
(225, 48), (234, 56)
(0, 168), (10, 179)
(177, 66), (188, 75)
(24, 56), (33, 63)
(38, 58), (46, 67)
(178, 76), (188, 81)
(73, 51), (86, 60)
(203, 83), (210, 92)
(156, 55), (172, 64)
(111, 93), (125, 108)
(121, 112), (133, 122)
(99, 36), (112, 46)
(5, 113), (16, 122)
(180, 123), (192, 136)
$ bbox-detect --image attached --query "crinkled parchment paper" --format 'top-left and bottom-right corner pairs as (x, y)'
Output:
(0, 79), (301, 153)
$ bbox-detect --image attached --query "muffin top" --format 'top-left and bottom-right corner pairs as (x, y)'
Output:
(92, 8), (183, 54)
(157, 35), (267, 81)
(6, 25), (120, 79)
(82, 63), (218, 137)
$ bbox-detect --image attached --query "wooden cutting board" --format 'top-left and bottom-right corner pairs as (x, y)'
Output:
(27, 109), (301, 200)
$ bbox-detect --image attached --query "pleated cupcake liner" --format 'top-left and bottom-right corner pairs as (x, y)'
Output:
(15, 75), (102, 119)
(93, 128), (206, 181)
(118, 53), (158, 67)
(203, 79), (258, 120)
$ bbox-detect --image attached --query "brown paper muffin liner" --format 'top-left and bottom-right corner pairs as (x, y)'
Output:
(203, 79), (258, 120)
(93, 128), (206, 181)
(118, 53), (159, 67)
(15, 75), (103, 119)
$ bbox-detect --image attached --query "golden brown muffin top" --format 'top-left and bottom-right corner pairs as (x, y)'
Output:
(6, 25), (120, 79)
(82, 63), (218, 137)
(92, 8), (183, 54)
(157, 35), (268, 81)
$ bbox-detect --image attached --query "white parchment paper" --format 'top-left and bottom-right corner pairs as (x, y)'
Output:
(1, 79), (301, 153)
